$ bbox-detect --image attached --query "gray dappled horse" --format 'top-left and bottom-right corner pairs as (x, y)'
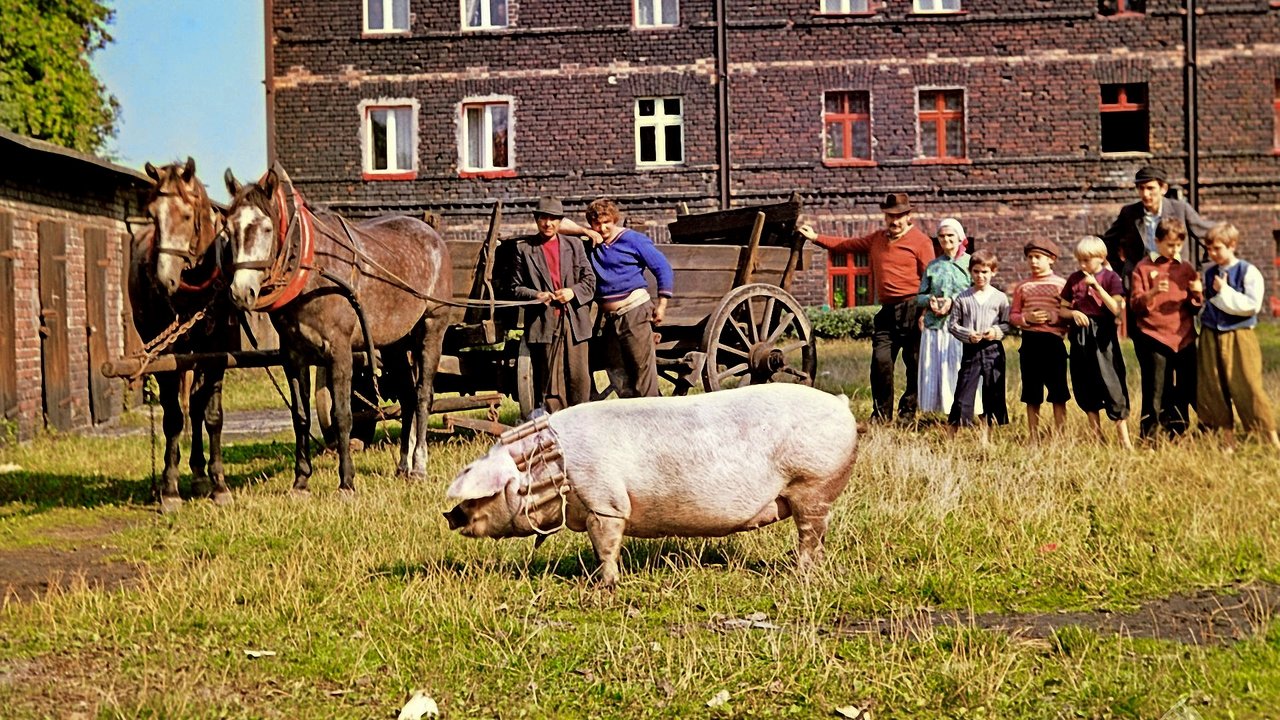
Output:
(130, 158), (238, 511)
(223, 165), (451, 494)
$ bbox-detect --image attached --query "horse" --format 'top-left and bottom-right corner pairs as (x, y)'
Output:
(130, 157), (239, 511)
(222, 164), (451, 494)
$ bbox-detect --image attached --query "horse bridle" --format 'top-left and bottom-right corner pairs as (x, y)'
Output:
(147, 188), (225, 292)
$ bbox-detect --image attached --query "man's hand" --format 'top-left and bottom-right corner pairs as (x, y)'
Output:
(536, 291), (555, 305)
(1027, 309), (1049, 324)
(1155, 277), (1170, 294)
(982, 328), (997, 341)
(797, 224), (817, 242)
(1071, 310), (1090, 327)
(582, 228), (605, 246)
(552, 288), (575, 304)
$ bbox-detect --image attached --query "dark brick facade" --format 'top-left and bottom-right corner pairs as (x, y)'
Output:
(269, 0), (1280, 307)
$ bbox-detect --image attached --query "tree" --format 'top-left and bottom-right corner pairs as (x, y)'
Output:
(0, 0), (119, 154)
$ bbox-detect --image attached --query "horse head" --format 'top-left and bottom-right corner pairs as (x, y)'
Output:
(143, 157), (221, 296)
(223, 167), (282, 311)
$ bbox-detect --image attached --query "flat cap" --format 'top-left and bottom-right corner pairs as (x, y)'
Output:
(533, 196), (564, 217)
(1133, 165), (1168, 185)
(1023, 237), (1062, 260)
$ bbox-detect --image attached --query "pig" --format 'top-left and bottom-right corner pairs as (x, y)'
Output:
(444, 383), (858, 588)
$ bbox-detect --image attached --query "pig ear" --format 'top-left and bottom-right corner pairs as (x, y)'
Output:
(446, 456), (516, 502)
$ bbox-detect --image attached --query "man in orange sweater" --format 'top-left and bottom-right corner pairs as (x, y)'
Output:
(800, 193), (937, 423)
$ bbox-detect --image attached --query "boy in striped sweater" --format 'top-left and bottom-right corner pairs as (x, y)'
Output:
(1010, 238), (1070, 441)
(947, 250), (1011, 446)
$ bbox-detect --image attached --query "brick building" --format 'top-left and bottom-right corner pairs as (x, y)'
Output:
(266, 0), (1280, 308)
(0, 129), (149, 440)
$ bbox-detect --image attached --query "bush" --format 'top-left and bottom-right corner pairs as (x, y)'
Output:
(805, 305), (881, 339)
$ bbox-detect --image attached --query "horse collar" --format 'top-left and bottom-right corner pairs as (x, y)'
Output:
(253, 174), (315, 311)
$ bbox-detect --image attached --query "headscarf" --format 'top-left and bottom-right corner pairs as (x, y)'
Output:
(937, 218), (967, 258)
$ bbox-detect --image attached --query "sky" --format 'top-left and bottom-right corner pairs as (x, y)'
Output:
(92, 0), (266, 203)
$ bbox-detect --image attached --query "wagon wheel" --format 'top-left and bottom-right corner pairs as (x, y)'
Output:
(515, 338), (537, 419)
(701, 283), (816, 392)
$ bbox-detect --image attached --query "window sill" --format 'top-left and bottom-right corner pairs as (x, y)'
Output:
(1100, 150), (1153, 158)
(459, 168), (516, 179)
(635, 162), (686, 170)
(910, 9), (968, 16)
(912, 157), (971, 165)
(823, 159), (877, 168)
(362, 170), (417, 181)
(461, 24), (511, 32)
(1098, 12), (1146, 19)
(361, 29), (411, 38)
(632, 23), (680, 30)
(814, 12), (877, 18)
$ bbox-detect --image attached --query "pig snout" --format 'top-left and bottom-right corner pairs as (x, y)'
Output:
(444, 505), (469, 531)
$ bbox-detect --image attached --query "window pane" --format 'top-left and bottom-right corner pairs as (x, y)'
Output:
(466, 0), (481, 27)
(466, 107), (483, 167)
(368, 0), (384, 29)
(639, 126), (657, 162)
(664, 124), (682, 162)
(663, 98), (681, 116)
(852, 120), (870, 159)
(824, 122), (845, 159)
(853, 252), (869, 267)
(638, 98), (655, 117)
(831, 275), (849, 308)
(824, 92), (841, 114)
(942, 0), (961, 10)
(943, 91), (962, 112)
(490, 104), (509, 168)
(370, 109), (389, 170)
(855, 274), (870, 304)
(638, 0), (655, 25)
(921, 120), (938, 157)
(916, 0), (936, 10)
(945, 117), (964, 157)
(660, 0), (678, 24)
(822, 0), (842, 11)
(920, 90), (937, 109)
(394, 107), (413, 170)
(392, 0), (408, 29)
(831, 252), (848, 267)
(849, 91), (868, 114)
(491, 0), (507, 26)
(850, 0), (868, 10)
(1100, 84), (1121, 105)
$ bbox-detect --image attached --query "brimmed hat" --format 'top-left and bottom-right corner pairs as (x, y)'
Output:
(1133, 165), (1168, 185)
(1023, 238), (1062, 260)
(533, 196), (564, 218)
(878, 192), (912, 214)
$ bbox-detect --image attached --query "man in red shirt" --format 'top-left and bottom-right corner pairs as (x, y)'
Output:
(800, 193), (937, 423)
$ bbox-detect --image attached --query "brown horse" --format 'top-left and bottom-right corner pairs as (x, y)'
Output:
(130, 158), (239, 511)
(222, 165), (451, 493)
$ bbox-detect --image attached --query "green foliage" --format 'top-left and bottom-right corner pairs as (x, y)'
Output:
(806, 305), (880, 339)
(0, 0), (118, 153)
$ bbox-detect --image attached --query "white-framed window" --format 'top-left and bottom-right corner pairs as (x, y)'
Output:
(462, 0), (508, 30)
(635, 97), (683, 166)
(635, 0), (678, 27)
(359, 100), (418, 177)
(460, 98), (513, 173)
(820, 0), (870, 12)
(365, 0), (409, 33)
(913, 0), (961, 12)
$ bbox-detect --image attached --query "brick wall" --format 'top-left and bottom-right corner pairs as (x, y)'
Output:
(270, 0), (1280, 307)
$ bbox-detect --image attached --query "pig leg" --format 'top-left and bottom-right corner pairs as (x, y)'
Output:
(782, 484), (839, 568)
(586, 513), (627, 589)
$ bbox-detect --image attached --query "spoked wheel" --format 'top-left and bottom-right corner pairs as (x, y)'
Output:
(701, 283), (817, 392)
(515, 339), (536, 419)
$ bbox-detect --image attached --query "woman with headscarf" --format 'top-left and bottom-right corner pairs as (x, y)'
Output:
(915, 218), (979, 416)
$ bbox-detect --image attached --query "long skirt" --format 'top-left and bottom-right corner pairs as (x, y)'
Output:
(918, 327), (981, 416)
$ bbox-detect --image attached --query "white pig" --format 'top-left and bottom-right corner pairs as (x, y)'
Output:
(444, 383), (857, 587)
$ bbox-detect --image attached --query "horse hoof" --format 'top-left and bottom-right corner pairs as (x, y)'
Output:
(404, 471), (427, 483)
(158, 496), (184, 514)
(349, 439), (366, 453)
(211, 490), (234, 507)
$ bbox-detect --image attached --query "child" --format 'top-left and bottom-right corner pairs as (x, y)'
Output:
(1059, 236), (1133, 450)
(947, 249), (1010, 445)
(1129, 218), (1203, 440)
(1196, 223), (1280, 450)
(916, 218), (975, 417)
(1010, 238), (1070, 441)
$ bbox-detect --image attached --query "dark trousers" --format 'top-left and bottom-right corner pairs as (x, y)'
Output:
(1069, 317), (1130, 421)
(871, 301), (923, 421)
(1133, 331), (1196, 438)
(599, 300), (659, 398)
(531, 333), (591, 413)
(949, 341), (1009, 427)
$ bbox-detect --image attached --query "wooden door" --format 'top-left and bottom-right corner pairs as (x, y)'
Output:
(84, 227), (117, 423)
(38, 220), (72, 431)
(0, 213), (16, 424)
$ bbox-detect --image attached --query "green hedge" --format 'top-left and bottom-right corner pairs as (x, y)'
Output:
(805, 305), (881, 339)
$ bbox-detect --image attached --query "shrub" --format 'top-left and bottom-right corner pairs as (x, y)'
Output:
(805, 305), (881, 339)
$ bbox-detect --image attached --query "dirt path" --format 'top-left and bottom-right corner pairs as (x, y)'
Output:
(0, 517), (143, 607)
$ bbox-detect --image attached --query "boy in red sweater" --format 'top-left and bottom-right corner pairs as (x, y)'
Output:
(1010, 238), (1070, 441)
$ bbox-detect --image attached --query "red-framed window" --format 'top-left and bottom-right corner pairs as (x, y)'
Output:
(1100, 83), (1149, 153)
(823, 91), (872, 164)
(1099, 0), (1145, 16)
(828, 251), (873, 308)
(1273, 78), (1280, 151)
(918, 89), (965, 159)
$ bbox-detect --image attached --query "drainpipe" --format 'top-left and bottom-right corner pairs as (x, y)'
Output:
(714, 0), (731, 210)
(1183, 0), (1202, 261)
(264, 0), (277, 166)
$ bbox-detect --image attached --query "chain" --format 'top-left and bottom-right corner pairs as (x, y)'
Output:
(129, 307), (210, 383)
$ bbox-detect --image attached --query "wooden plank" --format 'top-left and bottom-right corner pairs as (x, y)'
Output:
(658, 244), (791, 274)
(0, 213), (16, 421)
(84, 227), (117, 423)
(734, 212), (766, 287)
(667, 195), (802, 247)
(38, 220), (72, 431)
(119, 232), (142, 407)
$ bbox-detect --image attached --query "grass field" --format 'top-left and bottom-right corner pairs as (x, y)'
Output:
(1, 326), (1279, 718)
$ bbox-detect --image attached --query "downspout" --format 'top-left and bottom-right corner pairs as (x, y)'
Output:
(714, 0), (731, 210)
(1183, 0), (1201, 256)
(264, 0), (277, 166)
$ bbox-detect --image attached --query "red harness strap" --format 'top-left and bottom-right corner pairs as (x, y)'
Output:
(254, 178), (315, 311)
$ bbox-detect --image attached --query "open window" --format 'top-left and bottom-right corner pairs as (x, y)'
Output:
(1100, 83), (1149, 154)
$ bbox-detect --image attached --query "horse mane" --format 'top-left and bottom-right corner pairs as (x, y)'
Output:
(232, 181), (275, 220)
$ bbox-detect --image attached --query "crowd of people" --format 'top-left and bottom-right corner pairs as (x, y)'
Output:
(801, 166), (1279, 451)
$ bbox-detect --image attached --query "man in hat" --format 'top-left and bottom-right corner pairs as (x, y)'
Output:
(1101, 165), (1214, 291)
(507, 196), (597, 413)
(799, 193), (937, 423)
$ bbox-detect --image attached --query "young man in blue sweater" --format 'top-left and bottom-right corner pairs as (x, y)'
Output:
(584, 198), (675, 398)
